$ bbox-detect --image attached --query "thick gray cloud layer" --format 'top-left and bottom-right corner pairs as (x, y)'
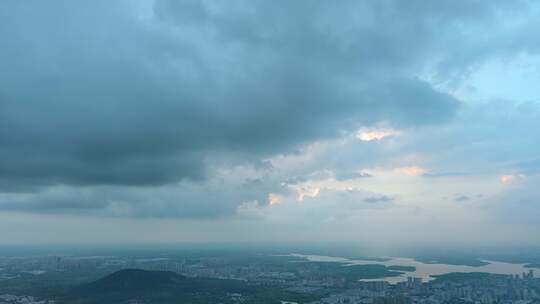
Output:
(1, 0), (539, 227)
(0, 0), (482, 189)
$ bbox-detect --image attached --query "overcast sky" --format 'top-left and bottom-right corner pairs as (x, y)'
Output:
(1, 0), (540, 247)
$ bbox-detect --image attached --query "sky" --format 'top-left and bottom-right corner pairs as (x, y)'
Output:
(1, 0), (540, 248)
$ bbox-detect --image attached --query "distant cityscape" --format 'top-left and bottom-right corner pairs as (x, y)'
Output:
(1, 252), (539, 304)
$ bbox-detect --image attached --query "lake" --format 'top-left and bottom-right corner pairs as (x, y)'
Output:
(291, 254), (539, 284)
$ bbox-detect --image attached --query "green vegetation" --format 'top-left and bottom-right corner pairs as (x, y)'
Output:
(56, 269), (319, 304)
(430, 272), (503, 282)
(387, 265), (415, 272)
(0, 269), (111, 297)
(0, 252), (413, 303)
(301, 262), (405, 281)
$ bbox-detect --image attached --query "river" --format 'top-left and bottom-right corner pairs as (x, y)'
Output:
(291, 254), (539, 284)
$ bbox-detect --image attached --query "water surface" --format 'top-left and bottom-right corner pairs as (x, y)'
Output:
(292, 254), (539, 284)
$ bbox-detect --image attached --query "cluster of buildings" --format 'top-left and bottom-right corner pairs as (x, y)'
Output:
(1, 254), (540, 304)
(0, 295), (54, 304)
(310, 272), (540, 304)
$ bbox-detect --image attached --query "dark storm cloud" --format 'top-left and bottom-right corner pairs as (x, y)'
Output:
(0, 0), (479, 190)
(0, 189), (110, 213)
(0, 183), (253, 219)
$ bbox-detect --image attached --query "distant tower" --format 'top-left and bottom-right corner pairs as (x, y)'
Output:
(407, 276), (413, 288)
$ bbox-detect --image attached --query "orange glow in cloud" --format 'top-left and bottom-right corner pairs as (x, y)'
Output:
(397, 166), (426, 176)
(500, 174), (527, 184)
(268, 193), (283, 206)
(357, 128), (401, 141)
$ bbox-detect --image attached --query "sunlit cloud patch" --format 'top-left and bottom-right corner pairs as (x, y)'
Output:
(396, 166), (427, 176)
(500, 174), (527, 184)
(357, 128), (402, 141)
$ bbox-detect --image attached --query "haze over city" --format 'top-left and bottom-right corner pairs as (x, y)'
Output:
(1, 0), (540, 249)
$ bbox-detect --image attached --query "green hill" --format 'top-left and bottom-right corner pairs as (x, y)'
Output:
(59, 269), (317, 304)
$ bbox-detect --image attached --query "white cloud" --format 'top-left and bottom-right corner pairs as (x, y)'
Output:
(357, 128), (402, 141)
(396, 166), (427, 176)
(297, 187), (320, 202)
(500, 173), (527, 184)
(268, 193), (283, 206)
